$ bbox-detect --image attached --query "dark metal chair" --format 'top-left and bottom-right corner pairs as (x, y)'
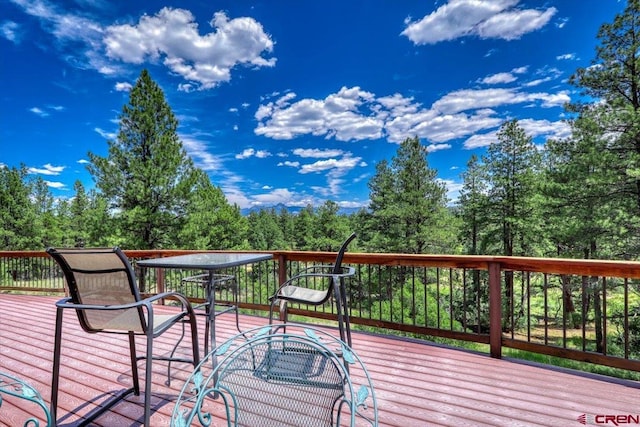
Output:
(46, 247), (200, 426)
(268, 233), (356, 346)
(171, 324), (378, 426)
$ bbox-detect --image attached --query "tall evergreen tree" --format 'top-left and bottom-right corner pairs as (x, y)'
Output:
(482, 120), (543, 330)
(69, 181), (91, 247)
(32, 177), (60, 248)
(87, 69), (197, 249)
(85, 189), (114, 247)
(568, 0), (640, 257)
(367, 136), (452, 254)
(178, 170), (248, 249)
(482, 120), (544, 257)
(0, 165), (39, 250)
(457, 154), (489, 255)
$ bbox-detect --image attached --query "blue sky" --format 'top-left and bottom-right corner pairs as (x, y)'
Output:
(0, 0), (624, 210)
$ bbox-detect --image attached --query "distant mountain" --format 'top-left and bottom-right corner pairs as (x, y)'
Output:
(240, 203), (362, 216)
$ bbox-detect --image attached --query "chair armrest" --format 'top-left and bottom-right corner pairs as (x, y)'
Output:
(289, 265), (355, 280)
(55, 291), (192, 312)
(281, 266), (355, 285)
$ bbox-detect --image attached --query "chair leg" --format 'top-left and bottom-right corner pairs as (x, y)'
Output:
(128, 332), (140, 395)
(279, 300), (288, 323)
(268, 299), (275, 324)
(50, 306), (64, 423)
(232, 278), (242, 334)
(203, 301), (211, 354)
(143, 333), (153, 426)
(188, 311), (200, 367)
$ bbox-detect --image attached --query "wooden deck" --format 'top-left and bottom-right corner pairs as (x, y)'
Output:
(1, 294), (639, 427)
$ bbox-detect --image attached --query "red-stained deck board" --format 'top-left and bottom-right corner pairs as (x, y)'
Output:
(1, 294), (639, 426)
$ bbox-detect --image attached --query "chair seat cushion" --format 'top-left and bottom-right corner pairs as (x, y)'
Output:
(279, 286), (327, 304)
(89, 310), (184, 334)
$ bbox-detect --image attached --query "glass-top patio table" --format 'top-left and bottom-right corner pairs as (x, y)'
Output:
(137, 253), (273, 355)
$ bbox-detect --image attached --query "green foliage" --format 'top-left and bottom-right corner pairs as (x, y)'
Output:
(87, 69), (198, 249)
(0, 165), (39, 250)
(178, 170), (248, 250)
(366, 271), (462, 338)
(365, 136), (456, 254)
(481, 119), (545, 256)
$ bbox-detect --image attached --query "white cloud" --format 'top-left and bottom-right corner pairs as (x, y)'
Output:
(28, 164), (65, 175)
(463, 131), (498, 149)
(462, 118), (571, 149)
(479, 66), (529, 85)
(293, 148), (344, 158)
(255, 87), (384, 141)
(10, 1), (275, 90)
(104, 9), (276, 90)
(94, 127), (115, 140)
(251, 188), (315, 207)
(45, 180), (67, 189)
(181, 134), (223, 171)
(256, 83), (570, 146)
(476, 7), (557, 41)
(115, 82), (132, 91)
(29, 105), (65, 117)
(278, 161), (300, 168)
(432, 88), (569, 114)
(517, 118), (571, 140)
(438, 178), (463, 203)
(299, 156), (361, 175)
(29, 107), (49, 117)
(0, 21), (22, 43)
(480, 72), (517, 85)
(427, 143), (452, 153)
(556, 53), (577, 61)
(235, 148), (272, 159)
(401, 0), (556, 45)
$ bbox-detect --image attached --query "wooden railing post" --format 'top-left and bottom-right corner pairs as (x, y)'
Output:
(488, 261), (502, 359)
(278, 254), (288, 287)
(156, 268), (165, 294)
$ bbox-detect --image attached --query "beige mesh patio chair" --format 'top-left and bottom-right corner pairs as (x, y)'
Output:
(268, 233), (356, 346)
(47, 247), (200, 426)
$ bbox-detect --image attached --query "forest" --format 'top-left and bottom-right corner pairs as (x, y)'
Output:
(2, 2), (640, 264)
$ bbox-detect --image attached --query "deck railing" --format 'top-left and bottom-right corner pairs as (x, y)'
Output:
(1, 250), (639, 372)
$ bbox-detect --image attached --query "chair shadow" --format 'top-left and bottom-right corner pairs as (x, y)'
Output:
(55, 389), (180, 427)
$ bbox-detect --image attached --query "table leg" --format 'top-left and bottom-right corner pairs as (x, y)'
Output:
(206, 272), (216, 355)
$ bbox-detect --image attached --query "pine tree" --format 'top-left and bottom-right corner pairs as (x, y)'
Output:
(367, 136), (452, 254)
(87, 69), (197, 249)
(568, 0), (640, 257)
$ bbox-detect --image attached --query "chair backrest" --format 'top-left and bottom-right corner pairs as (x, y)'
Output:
(221, 335), (343, 426)
(173, 325), (378, 427)
(47, 247), (145, 333)
(331, 232), (356, 274)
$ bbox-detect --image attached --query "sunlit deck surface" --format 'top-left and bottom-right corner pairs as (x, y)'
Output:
(1, 294), (639, 427)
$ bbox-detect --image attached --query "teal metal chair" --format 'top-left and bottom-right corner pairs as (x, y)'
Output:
(47, 247), (200, 426)
(172, 324), (378, 426)
(0, 371), (52, 427)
